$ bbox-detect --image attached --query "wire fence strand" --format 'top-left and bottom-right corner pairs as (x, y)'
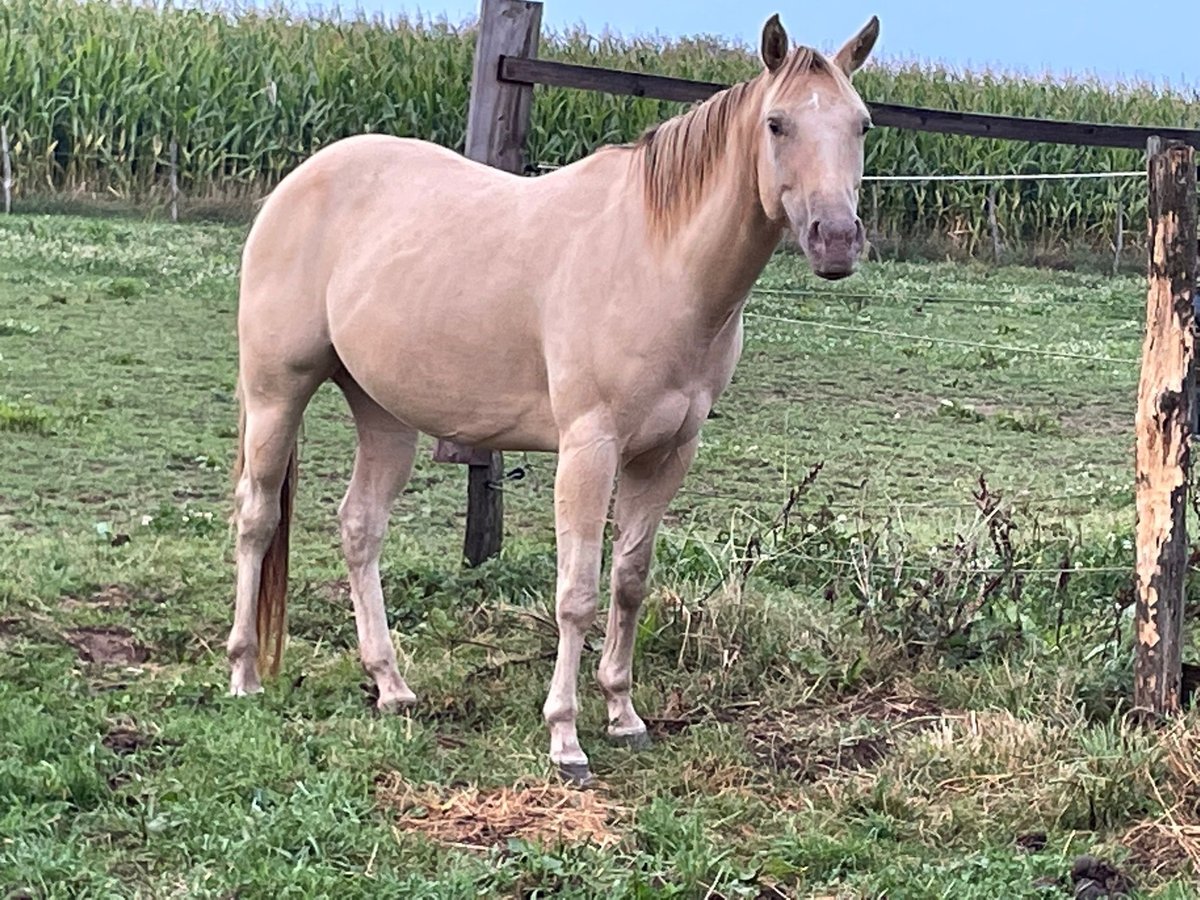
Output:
(743, 311), (1140, 364)
(751, 286), (1143, 312)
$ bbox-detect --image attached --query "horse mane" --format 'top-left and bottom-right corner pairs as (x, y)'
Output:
(633, 46), (832, 238)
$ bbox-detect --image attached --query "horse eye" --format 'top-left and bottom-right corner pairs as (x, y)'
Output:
(768, 119), (783, 136)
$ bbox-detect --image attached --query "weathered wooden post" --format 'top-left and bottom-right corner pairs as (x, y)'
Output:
(986, 186), (1001, 265)
(1, 124), (11, 214)
(168, 138), (179, 223)
(1134, 137), (1197, 716)
(1112, 194), (1125, 277)
(433, 0), (542, 566)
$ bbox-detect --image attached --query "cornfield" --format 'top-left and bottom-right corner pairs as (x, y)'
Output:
(2, 0), (1198, 251)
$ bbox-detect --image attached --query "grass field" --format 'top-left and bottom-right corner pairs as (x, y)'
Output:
(2, 214), (1200, 897)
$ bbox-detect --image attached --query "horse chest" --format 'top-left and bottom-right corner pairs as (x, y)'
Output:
(617, 332), (738, 457)
(617, 381), (716, 459)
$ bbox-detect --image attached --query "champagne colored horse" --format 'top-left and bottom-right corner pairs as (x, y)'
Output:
(227, 13), (879, 782)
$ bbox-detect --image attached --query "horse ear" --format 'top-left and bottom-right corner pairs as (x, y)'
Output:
(760, 14), (789, 72)
(832, 15), (879, 76)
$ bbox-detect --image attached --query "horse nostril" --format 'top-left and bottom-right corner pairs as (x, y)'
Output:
(807, 220), (822, 247)
(818, 220), (858, 248)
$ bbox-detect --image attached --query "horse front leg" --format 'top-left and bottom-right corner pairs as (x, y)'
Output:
(543, 428), (619, 785)
(598, 438), (697, 748)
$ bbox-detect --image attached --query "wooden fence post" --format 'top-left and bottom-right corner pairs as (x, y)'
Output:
(433, 0), (542, 567)
(169, 138), (179, 223)
(1, 124), (11, 214)
(986, 186), (1001, 264)
(1134, 137), (1198, 717)
(1113, 194), (1124, 277)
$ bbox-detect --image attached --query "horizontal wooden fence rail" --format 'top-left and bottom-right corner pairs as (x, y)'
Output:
(499, 56), (1200, 151)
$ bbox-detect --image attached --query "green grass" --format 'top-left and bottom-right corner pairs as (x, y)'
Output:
(2, 0), (1198, 254)
(2, 213), (1199, 897)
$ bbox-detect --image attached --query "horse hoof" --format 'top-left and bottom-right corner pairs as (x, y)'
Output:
(557, 762), (595, 787)
(377, 693), (418, 714)
(608, 728), (652, 751)
(229, 680), (263, 698)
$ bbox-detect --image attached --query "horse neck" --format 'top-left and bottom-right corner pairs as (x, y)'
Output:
(656, 108), (783, 328)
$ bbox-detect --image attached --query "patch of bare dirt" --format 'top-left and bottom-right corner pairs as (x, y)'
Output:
(646, 686), (947, 783)
(60, 583), (166, 612)
(377, 775), (622, 849)
(63, 626), (149, 665)
(1070, 855), (1135, 899)
(1015, 831), (1048, 853)
(745, 689), (946, 781)
(744, 712), (891, 781)
(102, 724), (156, 756)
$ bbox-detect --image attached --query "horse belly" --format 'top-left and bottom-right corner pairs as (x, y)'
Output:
(330, 280), (558, 451)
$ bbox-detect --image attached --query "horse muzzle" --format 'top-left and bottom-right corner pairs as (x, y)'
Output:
(802, 216), (865, 280)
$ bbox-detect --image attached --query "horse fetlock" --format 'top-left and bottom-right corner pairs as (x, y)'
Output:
(227, 633), (257, 663)
(602, 689), (645, 736)
(596, 661), (631, 698)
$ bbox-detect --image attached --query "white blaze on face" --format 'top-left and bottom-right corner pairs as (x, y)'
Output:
(805, 91), (821, 111)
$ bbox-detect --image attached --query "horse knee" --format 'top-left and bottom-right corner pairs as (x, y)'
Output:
(611, 552), (651, 609)
(359, 646), (397, 676)
(227, 634), (258, 661)
(556, 587), (598, 629)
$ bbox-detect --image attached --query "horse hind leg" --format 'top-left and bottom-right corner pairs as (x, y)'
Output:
(334, 372), (419, 709)
(227, 381), (321, 695)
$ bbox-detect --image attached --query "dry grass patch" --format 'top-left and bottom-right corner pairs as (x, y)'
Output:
(813, 708), (1169, 846)
(377, 775), (624, 849)
(1119, 722), (1200, 882)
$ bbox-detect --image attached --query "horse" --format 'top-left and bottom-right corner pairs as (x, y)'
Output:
(226, 12), (879, 784)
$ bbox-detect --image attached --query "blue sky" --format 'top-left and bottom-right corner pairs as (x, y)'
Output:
(362, 0), (1199, 88)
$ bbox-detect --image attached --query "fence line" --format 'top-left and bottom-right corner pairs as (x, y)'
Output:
(499, 54), (1200, 150)
(751, 286), (1142, 311)
(861, 170), (1144, 183)
(705, 547), (1132, 577)
(673, 486), (1126, 512)
(533, 162), (1149, 181)
(743, 311), (1140, 364)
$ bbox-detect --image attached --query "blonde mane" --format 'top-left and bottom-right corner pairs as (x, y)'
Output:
(633, 46), (833, 237)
